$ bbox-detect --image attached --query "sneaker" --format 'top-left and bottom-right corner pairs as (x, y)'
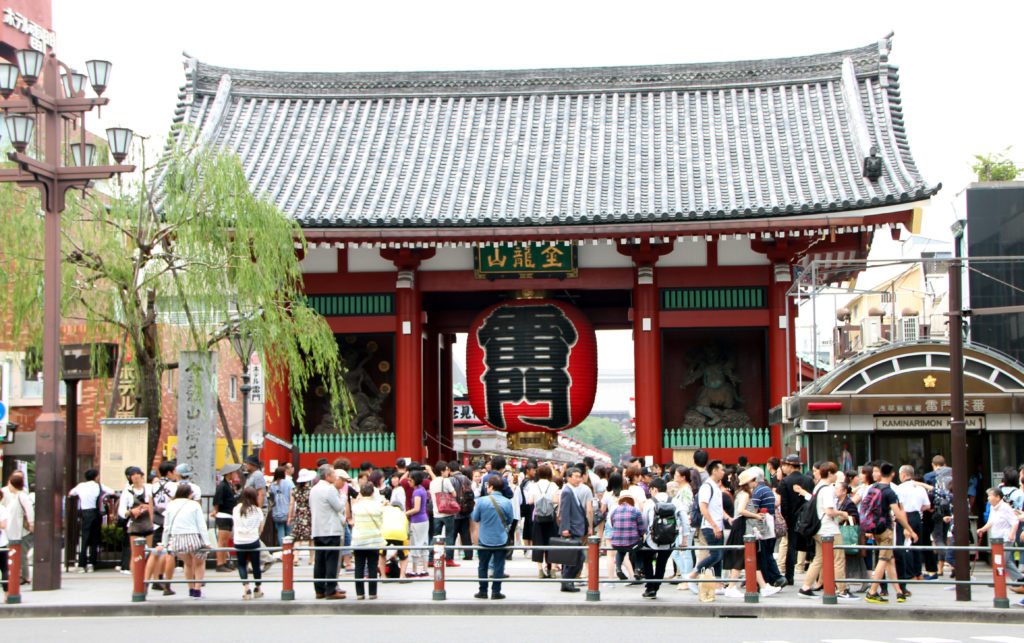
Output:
(642, 590), (658, 599)
(798, 588), (817, 599)
(896, 593), (907, 603)
(864, 592), (885, 604)
(491, 593), (506, 600)
(771, 576), (786, 588)
(253, 588), (263, 599)
(445, 559), (460, 568)
(162, 587), (176, 596)
(75, 566), (86, 574)
(473, 591), (488, 599)
(616, 568), (628, 581)
(86, 564), (95, 573)
(119, 569), (133, 576)
(243, 590), (253, 600)
(923, 573), (938, 580)
(215, 565), (232, 573)
(761, 585), (781, 597)
(837, 590), (858, 601)
(724, 586), (744, 599)
(1016, 598), (1024, 608)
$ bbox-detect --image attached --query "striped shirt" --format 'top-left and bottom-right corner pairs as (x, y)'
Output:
(351, 499), (387, 549)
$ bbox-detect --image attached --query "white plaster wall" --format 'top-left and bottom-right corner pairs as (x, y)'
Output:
(660, 239), (708, 267)
(299, 248), (338, 274)
(348, 248), (397, 273)
(578, 244), (634, 268)
(420, 248), (474, 271)
(718, 238), (769, 266)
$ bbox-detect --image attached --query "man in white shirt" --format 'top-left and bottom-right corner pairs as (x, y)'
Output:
(68, 469), (113, 573)
(429, 461), (459, 566)
(798, 461), (856, 600)
(895, 465), (931, 592)
(309, 464), (347, 599)
(688, 460), (725, 583)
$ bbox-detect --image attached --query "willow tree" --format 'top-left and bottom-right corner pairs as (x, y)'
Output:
(0, 139), (350, 463)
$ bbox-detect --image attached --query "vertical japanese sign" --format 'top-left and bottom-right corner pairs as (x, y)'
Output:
(178, 351), (217, 494)
(248, 359), (265, 448)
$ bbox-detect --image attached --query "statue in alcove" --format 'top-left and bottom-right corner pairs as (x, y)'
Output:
(680, 343), (752, 428)
(341, 342), (390, 433)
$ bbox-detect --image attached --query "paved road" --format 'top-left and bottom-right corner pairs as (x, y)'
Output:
(5, 616), (1024, 642)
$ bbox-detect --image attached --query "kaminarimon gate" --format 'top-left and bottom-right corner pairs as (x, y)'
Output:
(169, 35), (937, 468)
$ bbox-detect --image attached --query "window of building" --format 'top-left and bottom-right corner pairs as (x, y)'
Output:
(229, 375), (238, 402)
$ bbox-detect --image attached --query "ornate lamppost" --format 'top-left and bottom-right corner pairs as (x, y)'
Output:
(230, 328), (256, 460)
(0, 50), (134, 591)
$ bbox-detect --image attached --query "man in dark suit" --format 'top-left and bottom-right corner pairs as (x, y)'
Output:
(558, 467), (589, 592)
(778, 453), (813, 585)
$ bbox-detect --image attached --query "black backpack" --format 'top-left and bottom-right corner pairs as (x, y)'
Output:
(794, 488), (823, 539)
(651, 502), (679, 546)
(452, 474), (476, 515)
(690, 481), (714, 529)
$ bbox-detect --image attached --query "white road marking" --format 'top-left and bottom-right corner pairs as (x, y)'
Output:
(972, 638), (1024, 643)
(899, 638), (962, 643)
(822, 639), (891, 643)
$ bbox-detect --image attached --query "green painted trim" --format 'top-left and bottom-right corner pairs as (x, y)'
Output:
(306, 293), (394, 316)
(661, 287), (766, 311)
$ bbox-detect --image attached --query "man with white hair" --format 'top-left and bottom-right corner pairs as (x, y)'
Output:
(895, 464), (930, 595)
(309, 464), (347, 599)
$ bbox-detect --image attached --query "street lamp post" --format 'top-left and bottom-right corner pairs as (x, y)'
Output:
(0, 51), (133, 591)
(230, 330), (256, 460)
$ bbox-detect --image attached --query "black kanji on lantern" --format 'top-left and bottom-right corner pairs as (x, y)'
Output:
(476, 304), (578, 429)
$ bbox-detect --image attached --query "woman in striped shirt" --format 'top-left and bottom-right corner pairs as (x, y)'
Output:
(351, 482), (387, 599)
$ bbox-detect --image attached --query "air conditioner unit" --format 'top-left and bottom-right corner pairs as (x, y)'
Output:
(801, 419), (828, 433)
(896, 316), (919, 342)
(861, 317), (883, 347)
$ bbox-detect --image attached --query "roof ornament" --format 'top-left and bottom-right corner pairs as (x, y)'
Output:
(863, 146), (883, 182)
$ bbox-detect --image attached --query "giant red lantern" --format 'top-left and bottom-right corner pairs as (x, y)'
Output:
(466, 298), (597, 444)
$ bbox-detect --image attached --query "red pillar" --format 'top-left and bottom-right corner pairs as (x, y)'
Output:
(439, 333), (455, 461)
(423, 329), (441, 464)
(632, 262), (662, 462)
(264, 367), (293, 470)
(767, 263), (790, 458)
(395, 268), (424, 463)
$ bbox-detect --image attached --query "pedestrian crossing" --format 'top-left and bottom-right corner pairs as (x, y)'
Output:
(739, 637), (1024, 643)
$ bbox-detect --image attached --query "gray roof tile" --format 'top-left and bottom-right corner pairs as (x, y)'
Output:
(167, 36), (937, 229)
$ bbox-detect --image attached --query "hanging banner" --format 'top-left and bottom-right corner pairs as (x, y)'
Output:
(466, 298), (597, 433)
(178, 351), (218, 494)
(247, 359), (265, 448)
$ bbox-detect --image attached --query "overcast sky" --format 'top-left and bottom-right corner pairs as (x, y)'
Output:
(50, 0), (1024, 401)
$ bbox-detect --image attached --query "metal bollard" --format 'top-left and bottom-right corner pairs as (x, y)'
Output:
(743, 535), (758, 604)
(6, 540), (22, 604)
(821, 536), (837, 605)
(586, 536), (600, 602)
(992, 538), (1009, 609)
(281, 537), (295, 601)
(131, 538), (147, 603)
(432, 535), (446, 601)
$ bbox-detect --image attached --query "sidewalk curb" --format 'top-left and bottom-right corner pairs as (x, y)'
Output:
(2, 600), (1022, 623)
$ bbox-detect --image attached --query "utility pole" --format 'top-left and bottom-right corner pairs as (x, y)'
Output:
(948, 219), (969, 602)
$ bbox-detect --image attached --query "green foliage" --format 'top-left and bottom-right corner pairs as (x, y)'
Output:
(0, 135), (353, 462)
(565, 416), (630, 463)
(100, 524), (124, 550)
(972, 149), (1021, 182)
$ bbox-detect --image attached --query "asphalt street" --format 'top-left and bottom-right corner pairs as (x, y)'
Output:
(3, 616), (1024, 643)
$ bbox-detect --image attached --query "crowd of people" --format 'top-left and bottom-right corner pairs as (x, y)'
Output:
(1, 449), (1023, 606)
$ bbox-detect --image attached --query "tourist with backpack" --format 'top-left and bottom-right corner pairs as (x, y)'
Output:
(269, 466), (294, 546)
(638, 477), (677, 599)
(607, 490), (644, 582)
(143, 461), (177, 594)
(670, 467), (695, 588)
(778, 453), (813, 585)
(924, 455), (953, 579)
(795, 461), (856, 600)
(527, 463), (561, 578)
(451, 464), (476, 561)
(862, 461), (918, 604)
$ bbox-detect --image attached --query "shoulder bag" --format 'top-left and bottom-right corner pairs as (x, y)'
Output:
(486, 495), (511, 547)
(436, 478), (462, 515)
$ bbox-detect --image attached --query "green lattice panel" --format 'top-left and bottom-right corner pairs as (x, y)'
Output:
(661, 287), (766, 311)
(306, 294), (394, 316)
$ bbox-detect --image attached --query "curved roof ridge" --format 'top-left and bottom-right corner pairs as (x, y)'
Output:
(189, 39), (891, 98)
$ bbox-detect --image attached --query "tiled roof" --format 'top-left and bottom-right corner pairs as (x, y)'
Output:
(169, 35), (937, 229)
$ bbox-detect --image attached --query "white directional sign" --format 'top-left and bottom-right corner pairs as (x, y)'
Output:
(0, 400), (8, 439)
